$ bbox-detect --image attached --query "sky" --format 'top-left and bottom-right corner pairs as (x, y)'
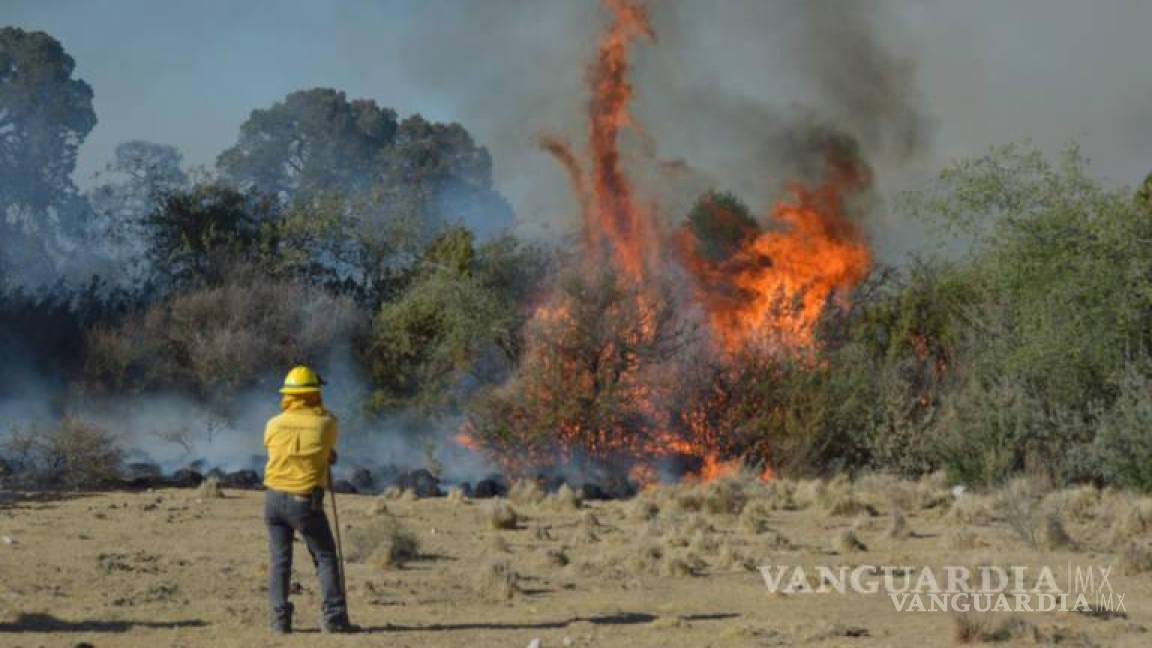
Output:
(5, 0), (1152, 261)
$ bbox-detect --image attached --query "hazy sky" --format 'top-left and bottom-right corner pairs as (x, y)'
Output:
(5, 0), (1151, 259)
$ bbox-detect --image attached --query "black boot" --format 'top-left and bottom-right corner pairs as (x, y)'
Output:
(321, 612), (358, 634)
(271, 603), (293, 634)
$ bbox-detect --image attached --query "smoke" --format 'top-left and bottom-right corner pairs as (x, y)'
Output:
(2, 341), (497, 485)
(401, 0), (931, 253)
(792, 0), (929, 162)
(623, 0), (929, 227)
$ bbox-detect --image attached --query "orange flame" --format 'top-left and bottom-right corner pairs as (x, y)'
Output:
(544, 0), (657, 281)
(679, 163), (872, 353)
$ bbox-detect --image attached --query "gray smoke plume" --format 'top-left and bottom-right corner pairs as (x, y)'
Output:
(627, 0), (928, 218)
(792, 0), (929, 162)
(401, 0), (931, 249)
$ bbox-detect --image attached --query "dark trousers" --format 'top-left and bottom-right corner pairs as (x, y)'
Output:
(264, 489), (347, 624)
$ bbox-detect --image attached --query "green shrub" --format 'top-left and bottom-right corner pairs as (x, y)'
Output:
(1088, 366), (1152, 491)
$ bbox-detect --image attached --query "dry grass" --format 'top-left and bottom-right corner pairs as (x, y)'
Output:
(536, 547), (569, 568)
(826, 495), (879, 518)
(856, 473), (919, 511)
(760, 529), (791, 549)
(475, 559), (520, 602)
(946, 494), (999, 526)
(701, 478), (748, 515)
(662, 551), (706, 577)
(446, 486), (467, 505)
(953, 614), (1039, 643)
(716, 542), (756, 572)
(661, 555), (697, 577)
(1117, 541), (1152, 576)
(997, 478), (1048, 549)
(1040, 512), (1076, 551)
(195, 477), (223, 499)
(943, 527), (984, 551)
(532, 523), (553, 541)
(793, 479), (826, 509)
(344, 517), (420, 569)
(570, 523), (600, 545)
(1042, 485), (1100, 522)
(834, 527), (867, 553)
(1104, 495), (1152, 548)
(688, 529), (720, 555)
(370, 498), (390, 516)
(630, 542), (665, 574)
(629, 498), (660, 522)
(548, 484), (582, 511)
(508, 479), (546, 507)
(886, 507), (911, 540)
(579, 510), (601, 530)
(668, 490), (705, 514)
(739, 503), (772, 535)
(912, 471), (953, 510)
(485, 500), (519, 530)
(764, 482), (800, 511)
(488, 535), (511, 553)
(380, 486), (404, 500)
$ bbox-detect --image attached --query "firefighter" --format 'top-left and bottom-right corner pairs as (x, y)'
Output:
(262, 365), (353, 634)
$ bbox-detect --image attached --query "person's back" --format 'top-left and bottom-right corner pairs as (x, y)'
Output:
(264, 403), (337, 494)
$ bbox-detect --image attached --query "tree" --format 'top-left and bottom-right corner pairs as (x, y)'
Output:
(0, 28), (97, 278)
(383, 114), (513, 238)
(144, 183), (276, 286)
(682, 190), (757, 262)
(1138, 172), (1152, 210)
(217, 89), (513, 239)
(365, 228), (544, 412)
(217, 88), (397, 198)
(87, 141), (189, 282)
(889, 144), (1152, 485)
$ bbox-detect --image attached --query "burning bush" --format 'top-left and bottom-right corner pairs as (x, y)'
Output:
(464, 269), (688, 478)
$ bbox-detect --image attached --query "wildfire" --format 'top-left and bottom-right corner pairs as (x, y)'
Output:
(678, 164), (872, 353)
(459, 0), (872, 486)
(543, 0), (657, 281)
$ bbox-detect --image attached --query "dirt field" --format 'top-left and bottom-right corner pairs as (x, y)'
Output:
(1, 475), (1150, 647)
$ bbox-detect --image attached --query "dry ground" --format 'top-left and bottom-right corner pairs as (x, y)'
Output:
(1, 474), (1150, 647)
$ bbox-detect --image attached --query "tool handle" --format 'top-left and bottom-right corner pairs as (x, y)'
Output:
(328, 468), (348, 606)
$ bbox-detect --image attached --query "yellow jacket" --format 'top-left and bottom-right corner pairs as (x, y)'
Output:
(263, 395), (338, 495)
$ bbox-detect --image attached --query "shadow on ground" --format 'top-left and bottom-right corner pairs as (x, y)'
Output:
(293, 611), (740, 635)
(0, 613), (208, 633)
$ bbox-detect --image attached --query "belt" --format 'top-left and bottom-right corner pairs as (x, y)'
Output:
(269, 488), (314, 501)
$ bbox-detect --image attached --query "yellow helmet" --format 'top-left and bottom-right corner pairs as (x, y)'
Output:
(280, 365), (325, 394)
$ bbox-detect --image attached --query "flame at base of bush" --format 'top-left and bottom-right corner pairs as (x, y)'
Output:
(458, 0), (870, 485)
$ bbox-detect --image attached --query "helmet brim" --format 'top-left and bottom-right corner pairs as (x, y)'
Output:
(280, 386), (322, 395)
